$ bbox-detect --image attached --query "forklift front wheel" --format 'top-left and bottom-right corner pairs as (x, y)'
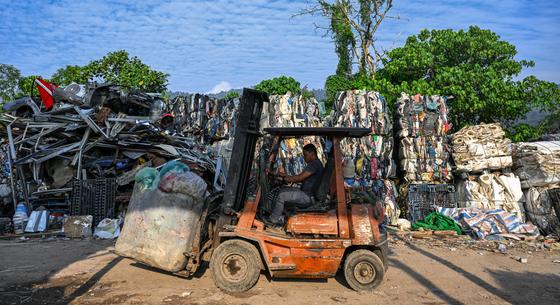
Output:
(210, 239), (261, 293)
(343, 250), (385, 292)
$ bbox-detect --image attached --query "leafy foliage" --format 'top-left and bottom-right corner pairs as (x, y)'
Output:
(324, 74), (353, 109)
(224, 91), (240, 101)
(50, 50), (169, 93)
(51, 65), (88, 86)
(83, 50), (168, 92)
(377, 26), (559, 135)
(0, 64), (22, 103)
(507, 124), (543, 143)
(312, 1), (394, 77)
(17, 75), (44, 98)
(254, 76), (301, 95)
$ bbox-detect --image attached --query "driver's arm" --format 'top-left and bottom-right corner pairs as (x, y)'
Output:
(284, 170), (313, 183)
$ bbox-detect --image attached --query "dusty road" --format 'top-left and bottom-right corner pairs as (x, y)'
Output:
(1, 235), (559, 305)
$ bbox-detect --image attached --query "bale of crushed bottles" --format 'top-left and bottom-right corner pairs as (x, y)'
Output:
(394, 93), (453, 183)
(115, 161), (206, 272)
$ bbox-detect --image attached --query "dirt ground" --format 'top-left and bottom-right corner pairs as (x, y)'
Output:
(1, 234), (559, 305)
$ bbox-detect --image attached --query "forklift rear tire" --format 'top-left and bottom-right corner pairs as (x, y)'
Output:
(343, 250), (385, 292)
(210, 239), (261, 293)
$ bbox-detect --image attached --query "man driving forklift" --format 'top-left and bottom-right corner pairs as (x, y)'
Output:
(267, 143), (324, 226)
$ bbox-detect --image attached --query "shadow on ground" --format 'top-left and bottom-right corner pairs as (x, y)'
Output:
(0, 239), (116, 305)
(391, 234), (560, 305)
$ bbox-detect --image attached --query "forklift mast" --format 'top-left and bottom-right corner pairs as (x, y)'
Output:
(221, 88), (268, 213)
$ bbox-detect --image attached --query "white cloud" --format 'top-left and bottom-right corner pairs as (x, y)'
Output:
(207, 81), (232, 94)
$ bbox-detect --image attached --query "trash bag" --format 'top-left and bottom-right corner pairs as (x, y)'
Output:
(158, 171), (207, 199)
(63, 215), (93, 238)
(94, 218), (121, 239)
(159, 160), (189, 177)
(135, 167), (160, 190)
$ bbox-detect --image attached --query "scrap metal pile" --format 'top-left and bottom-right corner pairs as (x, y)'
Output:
(0, 82), (217, 224)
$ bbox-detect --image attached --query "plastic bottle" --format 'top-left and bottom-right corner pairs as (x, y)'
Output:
(13, 203), (29, 234)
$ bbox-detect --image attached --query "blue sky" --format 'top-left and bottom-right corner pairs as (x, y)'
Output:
(0, 0), (558, 93)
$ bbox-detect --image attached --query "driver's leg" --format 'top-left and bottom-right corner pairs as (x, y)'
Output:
(270, 187), (311, 224)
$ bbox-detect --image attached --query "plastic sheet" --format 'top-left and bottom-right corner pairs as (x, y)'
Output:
(94, 218), (121, 239)
(159, 171), (208, 199)
(135, 168), (160, 190)
(438, 207), (540, 240)
(24, 210), (49, 232)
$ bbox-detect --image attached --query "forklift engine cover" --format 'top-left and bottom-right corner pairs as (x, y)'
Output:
(286, 210), (338, 235)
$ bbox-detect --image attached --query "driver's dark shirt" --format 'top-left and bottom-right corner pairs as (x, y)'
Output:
(300, 159), (324, 196)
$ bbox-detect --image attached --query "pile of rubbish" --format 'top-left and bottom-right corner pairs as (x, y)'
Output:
(513, 141), (560, 187)
(262, 93), (326, 176)
(167, 94), (237, 144)
(452, 124), (524, 219)
(330, 90), (398, 224)
(452, 123), (512, 172)
(116, 160), (207, 272)
(0, 81), (219, 236)
(513, 141), (560, 235)
(394, 93), (453, 183)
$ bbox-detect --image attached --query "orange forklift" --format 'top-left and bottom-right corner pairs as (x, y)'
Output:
(189, 89), (389, 293)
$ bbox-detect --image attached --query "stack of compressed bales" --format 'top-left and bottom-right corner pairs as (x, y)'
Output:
(263, 93), (325, 175)
(394, 93), (453, 183)
(330, 90), (398, 224)
(452, 124), (524, 219)
(452, 123), (512, 172)
(513, 141), (560, 234)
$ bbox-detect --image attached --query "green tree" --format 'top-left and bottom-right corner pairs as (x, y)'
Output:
(255, 76), (301, 95)
(224, 91), (240, 101)
(302, 1), (394, 107)
(51, 65), (87, 86)
(83, 50), (168, 92)
(0, 64), (21, 102)
(17, 75), (44, 98)
(50, 50), (169, 93)
(365, 26), (559, 140)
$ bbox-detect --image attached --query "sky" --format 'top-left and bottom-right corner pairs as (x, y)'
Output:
(0, 0), (558, 93)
